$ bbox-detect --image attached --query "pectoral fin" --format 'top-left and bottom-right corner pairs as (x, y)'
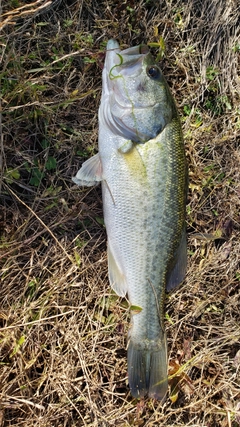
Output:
(166, 227), (187, 292)
(72, 153), (103, 187)
(107, 242), (128, 297)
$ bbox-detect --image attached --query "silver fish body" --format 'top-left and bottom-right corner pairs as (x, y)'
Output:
(73, 40), (187, 400)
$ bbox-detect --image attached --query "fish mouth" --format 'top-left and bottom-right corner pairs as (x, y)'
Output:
(105, 39), (150, 78)
(105, 40), (157, 109)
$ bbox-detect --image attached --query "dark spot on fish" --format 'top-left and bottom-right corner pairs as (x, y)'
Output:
(137, 82), (147, 92)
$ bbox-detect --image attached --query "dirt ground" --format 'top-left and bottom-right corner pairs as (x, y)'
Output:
(0, 0), (239, 426)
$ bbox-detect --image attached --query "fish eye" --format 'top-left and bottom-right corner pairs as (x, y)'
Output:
(147, 65), (160, 80)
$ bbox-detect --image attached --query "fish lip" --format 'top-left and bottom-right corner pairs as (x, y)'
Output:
(106, 39), (120, 50)
(115, 43), (149, 56)
(106, 40), (149, 56)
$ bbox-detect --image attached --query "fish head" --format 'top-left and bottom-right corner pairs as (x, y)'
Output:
(101, 40), (176, 143)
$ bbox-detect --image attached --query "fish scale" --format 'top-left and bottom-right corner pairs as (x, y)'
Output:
(73, 39), (187, 400)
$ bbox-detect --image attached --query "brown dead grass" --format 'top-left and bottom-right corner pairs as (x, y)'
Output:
(0, 0), (239, 426)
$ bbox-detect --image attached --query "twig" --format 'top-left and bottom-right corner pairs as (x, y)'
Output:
(0, 0), (52, 31)
(3, 395), (45, 410)
(0, 309), (75, 331)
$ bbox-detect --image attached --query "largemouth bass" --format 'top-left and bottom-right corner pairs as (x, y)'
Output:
(73, 40), (187, 400)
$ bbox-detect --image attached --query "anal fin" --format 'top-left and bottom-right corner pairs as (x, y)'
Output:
(107, 242), (127, 297)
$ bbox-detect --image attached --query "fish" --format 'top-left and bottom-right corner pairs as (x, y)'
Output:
(73, 39), (187, 400)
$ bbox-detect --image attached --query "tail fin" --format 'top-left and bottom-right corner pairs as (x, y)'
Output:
(127, 335), (168, 400)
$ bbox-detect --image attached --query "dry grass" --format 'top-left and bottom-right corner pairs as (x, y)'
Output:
(0, 0), (239, 426)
